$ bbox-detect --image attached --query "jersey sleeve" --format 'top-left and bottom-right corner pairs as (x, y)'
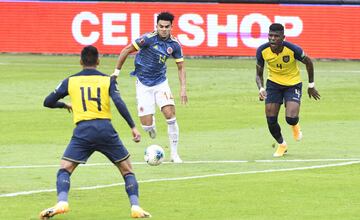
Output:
(256, 47), (265, 68)
(172, 41), (184, 63)
(43, 78), (69, 108)
(284, 41), (306, 61)
(133, 33), (153, 51)
(109, 78), (135, 128)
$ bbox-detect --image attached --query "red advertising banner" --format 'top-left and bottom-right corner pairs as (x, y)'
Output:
(0, 1), (359, 59)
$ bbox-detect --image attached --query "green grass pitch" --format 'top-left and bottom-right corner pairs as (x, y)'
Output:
(0, 54), (359, 220)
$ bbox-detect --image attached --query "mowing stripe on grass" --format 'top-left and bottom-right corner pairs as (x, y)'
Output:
(1, 158), (359, 169)
(1, 160), (359, 198)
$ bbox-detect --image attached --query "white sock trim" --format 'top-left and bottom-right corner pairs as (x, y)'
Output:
(142, 124), (155, 132)
(166, 117), (176, 125)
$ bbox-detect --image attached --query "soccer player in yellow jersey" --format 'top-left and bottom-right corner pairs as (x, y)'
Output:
(256, 23), (320, 157)
(39, 46), (151, 219)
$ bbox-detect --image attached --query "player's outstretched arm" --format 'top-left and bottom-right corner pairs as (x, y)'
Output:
(176, 61), (188, 105)
(302, 56), (321, 100)
(109, 79), (142, 143)
(111, 44), (137, 80)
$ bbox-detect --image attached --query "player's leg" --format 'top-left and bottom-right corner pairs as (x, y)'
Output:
(116, 159), (151, 218)
(285, 101), (302, 141)
(39, 160), (78, 219)
(99, 121), (150, 218)
(265, 103), (284, 144)
(40, 123), (94, 219)
(161, 105), (181, 162)
(136, 79), (156, 139)
(139, 115), (156, 139)
(265, 80), (287, 157)
(155, 80), (181, 163)
(284, 83), (302, 141)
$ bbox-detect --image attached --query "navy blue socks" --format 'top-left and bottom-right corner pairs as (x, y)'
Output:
(56, 169), (71, 202)
(124, 173), (139, 206)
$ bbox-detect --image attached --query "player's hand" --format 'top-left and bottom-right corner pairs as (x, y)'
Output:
(180, 88), (188, 105)
(110, 69), (120, 80)
(64, 103), (72, 113)
(131, 127), (141, 143)
(259, 88), (267, 101)
(308, 87), (320, 100)
(110, 73), (118, 81)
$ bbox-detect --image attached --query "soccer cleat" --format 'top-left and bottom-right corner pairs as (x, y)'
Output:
(291, 124), (303, 141)
(148, 128), (156, 139)
(131, 205), (151, 218)
(273, 142), (288, 157)
(39, 201), (69, 220)
(170, 154), (183, 163)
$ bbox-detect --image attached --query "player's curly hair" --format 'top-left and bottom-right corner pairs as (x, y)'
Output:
(157, 12), (174, 24)
(81, 45), (99, 66)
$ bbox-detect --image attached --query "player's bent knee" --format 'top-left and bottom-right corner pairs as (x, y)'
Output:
(286, 116), (299, 125)
(161, 105), (175, 118)
(60, 160), (78, 173)
(116, 159), (133, 175)
(266, 116), (278, 125)
(57, 168), (72, 177)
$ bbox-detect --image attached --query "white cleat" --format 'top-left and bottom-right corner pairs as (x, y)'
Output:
(170, 155), (183, 163)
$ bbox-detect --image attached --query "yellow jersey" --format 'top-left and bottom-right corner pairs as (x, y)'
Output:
(256, 41), (306, 86)
(44, 68), (136, 127)
(68, 73), (112, 124)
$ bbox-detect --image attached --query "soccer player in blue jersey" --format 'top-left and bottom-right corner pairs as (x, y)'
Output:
(255, 23), (320, 157)
(39, 46), (151, 219)
(111, 12), (187, 163)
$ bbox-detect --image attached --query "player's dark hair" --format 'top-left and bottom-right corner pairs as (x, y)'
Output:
(269, 23), (284, 33)
(157, 12), (174, 24)
(81, 45), (99, 66)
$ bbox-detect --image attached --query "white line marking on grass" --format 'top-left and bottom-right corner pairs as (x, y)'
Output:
(254, 158), (360, 162)
(1, 160), (359, 198)
(1, 158), (360, 169)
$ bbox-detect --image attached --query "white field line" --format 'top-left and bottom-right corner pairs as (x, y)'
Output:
(1, 158), (360, 169)
(0, 160), (359, 198)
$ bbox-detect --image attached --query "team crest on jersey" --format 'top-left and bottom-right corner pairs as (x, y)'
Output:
(283, 55), (290, 63)
(139, 38), (145, 46)
(167, 47), (173, 54)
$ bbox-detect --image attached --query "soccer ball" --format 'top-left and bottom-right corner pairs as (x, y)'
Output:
(144, 145), (165, 166)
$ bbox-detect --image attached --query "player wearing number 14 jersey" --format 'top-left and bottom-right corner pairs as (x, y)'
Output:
(40, 46), (150, 219)
(255, 23), (320, 157)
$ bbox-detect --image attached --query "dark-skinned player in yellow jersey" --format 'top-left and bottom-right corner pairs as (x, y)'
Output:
(256, 23), (320, 157)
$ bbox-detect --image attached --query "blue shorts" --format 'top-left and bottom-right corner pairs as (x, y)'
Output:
(265, 80), (302, 104)
(62, 119), (129, 164)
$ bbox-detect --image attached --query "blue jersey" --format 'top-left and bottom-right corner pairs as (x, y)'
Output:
(131, 31), (184, 86)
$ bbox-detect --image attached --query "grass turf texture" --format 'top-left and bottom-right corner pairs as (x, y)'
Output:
(0, 54), (359, 219)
